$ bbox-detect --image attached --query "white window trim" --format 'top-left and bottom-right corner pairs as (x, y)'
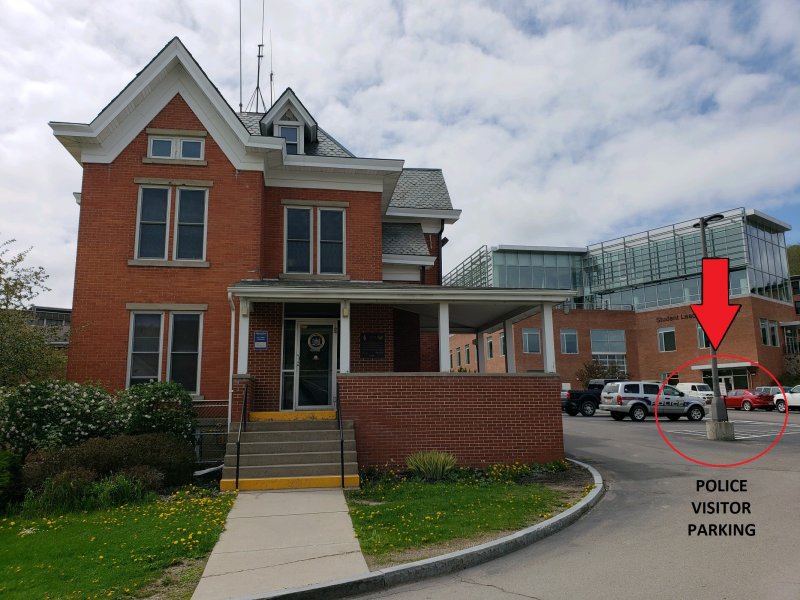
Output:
(487, 337), (494, 359)
(148, 135), (205, 160)
(166, 311), (204, 395)
(275, 121), (304, 155)
(317, 207), (346, 275)
(126, 311), (164, 388)
(560, 329), (578, 354)
(464, 344), (470, 365)
(135, 186), (171, 260)
(172, 187), (209, 262)
(523, 328), (542, 354)
(500, 333), (506, 357)
(658, 326), (677, 352)
(697, 324), (710, 349)
(284, 206), (313, 274)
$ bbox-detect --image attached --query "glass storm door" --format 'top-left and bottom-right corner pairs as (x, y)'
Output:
(294, 322), (337, 409)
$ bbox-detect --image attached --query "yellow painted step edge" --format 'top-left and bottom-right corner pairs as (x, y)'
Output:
(221, 475), (359, 491)
(249, 410), (337, 422)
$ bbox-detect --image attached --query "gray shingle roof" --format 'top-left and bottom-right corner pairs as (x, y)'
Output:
(382, 223), (430, 256)
(236, 114), (355, 158)
(389, 169), (453, 211)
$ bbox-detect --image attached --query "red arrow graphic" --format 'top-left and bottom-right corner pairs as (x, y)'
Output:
(690, 258), (741, 350)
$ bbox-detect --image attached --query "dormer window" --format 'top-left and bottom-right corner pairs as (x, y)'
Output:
(275, 123), (302, 155)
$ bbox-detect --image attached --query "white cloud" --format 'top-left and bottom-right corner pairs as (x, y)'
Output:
(1, 0), (799, 307)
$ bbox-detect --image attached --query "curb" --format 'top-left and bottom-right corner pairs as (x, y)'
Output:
(239, 458), (605, 600)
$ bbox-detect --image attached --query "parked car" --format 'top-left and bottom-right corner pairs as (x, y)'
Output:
(598, 381), (705, 422)
(723, 389), (775, 411)
(562, 378), (625, 417)
(772, 385), (800, 413)
(675, 382), (714, 405)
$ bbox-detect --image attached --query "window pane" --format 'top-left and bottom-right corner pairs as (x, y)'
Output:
(179, 191), (206, 223)
(320, 210), (343, 242)
(176, 225), (204, 259)
(132, 314), (161, 352)
(180, 139), (202, 159)
(287, 240), (310, 272)
(286, 143), (298, 155)
(172, 314), (199, 352)
(287, 209), (310, 240)
(138, 224), (166, 258)
(141, 189), (168, 220)
(131, 353), (159, 378)
(170, 353), (198, 392)
(151, 139), (172, 157)
(280, 127), (298, 142)
(320, 242), (343, 273)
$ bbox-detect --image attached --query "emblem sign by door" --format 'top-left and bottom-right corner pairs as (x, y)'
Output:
(254, 331), (268, 350)
(307, 333), (326, 358)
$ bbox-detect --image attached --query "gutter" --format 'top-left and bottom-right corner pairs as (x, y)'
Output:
(227, 292), (236, 425)
(437, 220), (445, 285)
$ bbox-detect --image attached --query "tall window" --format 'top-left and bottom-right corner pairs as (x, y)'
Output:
(658, 327), (677, 352)
(523, 328), (541, 353)
(319, 209), (344, 274)
(487, 337), (494, 359)
(136, 188), (169, 259)
(277, 125), (299, 154)
(169, 313), (201, 393)
(465, 344), (471, 365)
(456, 347), (462, 368)
(500, 333), (506, 356)
(286, 208), (312, 273)
(590, 329), (626, 370)
(697, 324), (711, 349)
(760, 319), (779, 346)
(128, 313), (162, 386)
(174, 189), (207, 260)
(560, 329), (578, 354)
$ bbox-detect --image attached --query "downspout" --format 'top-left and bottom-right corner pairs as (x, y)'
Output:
(437, 219), (445, 285)
(227, 292), (236, 425)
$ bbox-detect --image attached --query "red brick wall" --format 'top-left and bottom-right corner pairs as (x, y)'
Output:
(67, 93), (262, 399)
(350, 304), (395, 372)
(231, 375), (254, 423)
(419, 331), (440, 372)
(339, 373), (564, 468)
(262, 187), (383, 280)
(246, 302), (283, 411)
(423, 233), (441, 285)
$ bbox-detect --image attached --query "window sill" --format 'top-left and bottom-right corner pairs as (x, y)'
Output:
(279, 273), (350, 281)
(128, 259), (210, 268)
(142, 158), (208, 166)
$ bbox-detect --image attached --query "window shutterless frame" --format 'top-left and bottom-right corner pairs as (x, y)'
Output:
(148, 137), (173, 158)
(172, 188), (208, 261)
(166, 312), (203, 395)
(147, 136), (205, 160)
(275, 121), (303, 155)
(134, 186), (171, 260)
(126, 311), (163, 388)
(284, 206), (312, 274)
(317, 207), (346, 275)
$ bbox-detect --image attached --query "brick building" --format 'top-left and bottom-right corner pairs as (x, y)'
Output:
(448, 209), (798, 391)
(51, 38), (573, 490)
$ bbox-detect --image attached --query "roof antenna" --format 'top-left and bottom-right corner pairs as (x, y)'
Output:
(238, 0), (243, 112)
(244, 0), (267, 112)
(269, 30), (274, 107)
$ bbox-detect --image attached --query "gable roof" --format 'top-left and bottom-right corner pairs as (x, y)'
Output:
(389, 168), (453, 211)
(382, 223), (430, 256)
(259, 87), (318, 141)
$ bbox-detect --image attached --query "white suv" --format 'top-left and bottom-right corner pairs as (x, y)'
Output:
(675, 382), (713, 405)
(599, 381), (706, 422)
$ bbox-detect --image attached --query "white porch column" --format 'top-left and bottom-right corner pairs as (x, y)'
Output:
(542, 303), (556, 373)
(503, 319), (516, 373)
(236, 299), (249, 375)
(438, 302), (450, 372)
(340, 300), (351, 373)
(475, 332), (485, 373)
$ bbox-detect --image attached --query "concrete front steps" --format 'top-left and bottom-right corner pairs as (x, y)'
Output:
(220, 412), (359, 491)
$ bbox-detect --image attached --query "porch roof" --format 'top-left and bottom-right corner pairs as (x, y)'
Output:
(228, 279), (575, 332)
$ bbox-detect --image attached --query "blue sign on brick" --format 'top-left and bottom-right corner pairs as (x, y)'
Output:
(254, 331), (268, 350)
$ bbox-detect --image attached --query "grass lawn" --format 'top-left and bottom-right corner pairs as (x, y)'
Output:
(346, 474), (575, 562)
(0, 486), (235, 599)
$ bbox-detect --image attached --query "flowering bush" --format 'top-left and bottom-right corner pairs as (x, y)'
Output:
(0, 380), (117, 455)
(115, 381), (195, 441)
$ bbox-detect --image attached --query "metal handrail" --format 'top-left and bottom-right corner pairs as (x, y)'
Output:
(336, 383), (344, 488)
(234, 382), (250, 490)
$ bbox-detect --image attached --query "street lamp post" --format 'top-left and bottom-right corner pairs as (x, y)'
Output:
(694, 213), (735, 440)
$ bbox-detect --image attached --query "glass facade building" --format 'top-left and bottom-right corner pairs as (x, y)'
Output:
(445, 208), (792, 311)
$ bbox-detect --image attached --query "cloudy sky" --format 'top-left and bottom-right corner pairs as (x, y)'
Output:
(2, 0), (799, 307)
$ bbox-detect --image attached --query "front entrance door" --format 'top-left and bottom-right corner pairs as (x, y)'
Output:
(294, 321), (337, 409)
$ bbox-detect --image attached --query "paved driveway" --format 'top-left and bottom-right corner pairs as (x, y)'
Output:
(356, 410), (800, 599)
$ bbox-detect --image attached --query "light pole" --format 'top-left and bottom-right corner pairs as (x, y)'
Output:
(693, 213), (734, 440)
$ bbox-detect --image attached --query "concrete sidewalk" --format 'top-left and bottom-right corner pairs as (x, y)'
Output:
(192, 489), (368, 600)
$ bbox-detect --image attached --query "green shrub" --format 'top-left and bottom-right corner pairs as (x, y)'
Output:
(115, 381), (195, 441)
(0, 380), (117, 455)
(21, 470), (151, 515)
(0, 450), (22, 512)
(406, 450), (457, 481)
(118, 465), (165, 491)
(22, 433), (194, 491)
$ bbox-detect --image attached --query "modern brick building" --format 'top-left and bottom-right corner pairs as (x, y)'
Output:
(447, 209), (798, 392)
(51, 38), (573, 489)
